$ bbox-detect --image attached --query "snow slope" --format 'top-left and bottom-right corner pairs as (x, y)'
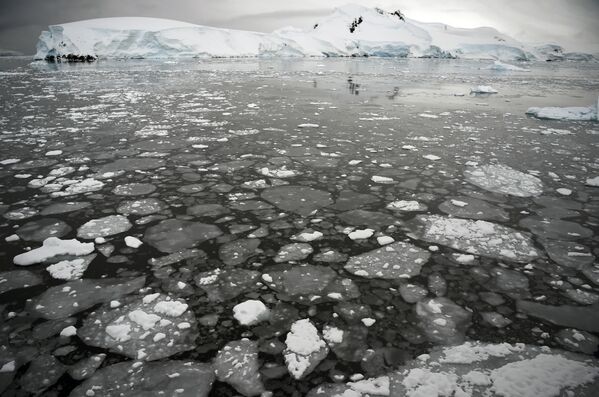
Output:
(34, 5), (591, 61)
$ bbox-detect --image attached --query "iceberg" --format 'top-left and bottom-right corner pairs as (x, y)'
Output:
(33, 5), (585, 61)
(526, 103), (598, 121)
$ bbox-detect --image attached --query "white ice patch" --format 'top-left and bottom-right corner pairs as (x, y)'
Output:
(232, 300), (270, 326)
(153, 301), (188, 317)
(526, 104), (597, 121)
(465, 164), (543, 197)
(471, 85), (498, 94)
(284, 319), (329, 379)
(14, 237), (95, 266)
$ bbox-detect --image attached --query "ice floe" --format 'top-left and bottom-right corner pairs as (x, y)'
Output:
(13, 237), (94, 266)
(262, 185), (332, 216)
(415, 297), (472, 344)
(344, 242), (430, 280)
(233, 300), (270, 326)
(0, 270), (42, 295)
(28, 276), (145, 319)
(144, 219), (222, 253)
(284, 319), (329, 380)
(70, 360), (214, 397)
(409, 215), (539, 263)
(214, 339), (264, 396)
(526, 103), (598, 121)
(464, 164), (543, 197)
(77, 215), (132, 239)
(263, 264), (359, 304)
(46, 254), (96, 280)
(78, 293), (196, 360)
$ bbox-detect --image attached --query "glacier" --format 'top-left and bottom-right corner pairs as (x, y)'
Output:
(33, 4), (590, 62)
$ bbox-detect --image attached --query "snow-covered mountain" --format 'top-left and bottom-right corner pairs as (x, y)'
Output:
(34, 4), (593, 62)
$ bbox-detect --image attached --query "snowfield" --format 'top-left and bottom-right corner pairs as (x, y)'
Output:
(33, 5), (591, 61)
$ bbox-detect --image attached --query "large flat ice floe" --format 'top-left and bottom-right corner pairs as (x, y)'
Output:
(307, 342), (599, 397)
(526, 103), (598, 121)
(33, 5), (583, 61)
(409, 215), (540, 263)
(464, 164), (543, 197)
(78, 293), (196, 361)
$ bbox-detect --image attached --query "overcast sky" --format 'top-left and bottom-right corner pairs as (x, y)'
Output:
(1, 0), (598, 54)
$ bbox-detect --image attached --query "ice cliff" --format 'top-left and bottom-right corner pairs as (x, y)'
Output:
(34, 4), (593, 62)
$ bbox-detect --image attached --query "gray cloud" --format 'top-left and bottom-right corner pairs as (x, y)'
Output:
(1, 0), (597, 54)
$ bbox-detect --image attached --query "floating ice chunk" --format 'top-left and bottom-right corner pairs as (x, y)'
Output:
(415, 297), (472, 344)
(144, 219), (222, 253)
(19, 355), (66, 394)
(195, 268), (262, 302)
(218, 238), (260, 266)
(491, 354), (599, 397)
(262, 185), (332, 216)
(117, 198), (164, 215)
(526, 104), (597, 121)
(423, 154), (441, 161)
(410, 215), (539, 263)
(46, 254), (96, 280)
(153, 300), (188, 317)
(29, 276), (145, 319)
(377, 236), (394, 245)
(454, 254), (475, 264)
(471, 85), (498, 94)
(465, 164), (543, 197)
(78, 294), (196, 361)
(214, 339), (264, 396)
(345, 241), (430, 280)
(14, 237), (95, 266)
(233, 300), (270, 326)
(556, 188), (572, 196)
(77, 215), (132, 239)
(5, 234), (19, 242)
(520, 216), (593, 241)
(586, 176), (599, 187)
(51, 178), (104, 197)
(284, 319), (329, 379)
(361, 318), (376, 327)
(60, 325), (77, 337)
(399, 283), (428, 303)
(263, 264), (359, 304)
(3, 207), (38, 220)
(0, 270), (42, 294)
(348, 228), (374, 240)
(371, 175), (395, 184)
(386, 200), (427, 212)
(125, 236), (143, 248)
(259, 166), (299, 178)
(450, 199), (468, 207)
(41, 201), (91, 216)
(45, 150), (63, 156)
(291, 230), (323, 242)
(323, 325), (344, 345)
(516, 300), (599, 332)
(67, 353), (106, 381)
(298, 123), (319, 128)
(0, 158), (20, 165)
(274, 243), (313, 262)
(16, 218), (72, 242)
(69, 360), (214, 397)
(105, 324), (132, 342)
(386, 342), (599, 397)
